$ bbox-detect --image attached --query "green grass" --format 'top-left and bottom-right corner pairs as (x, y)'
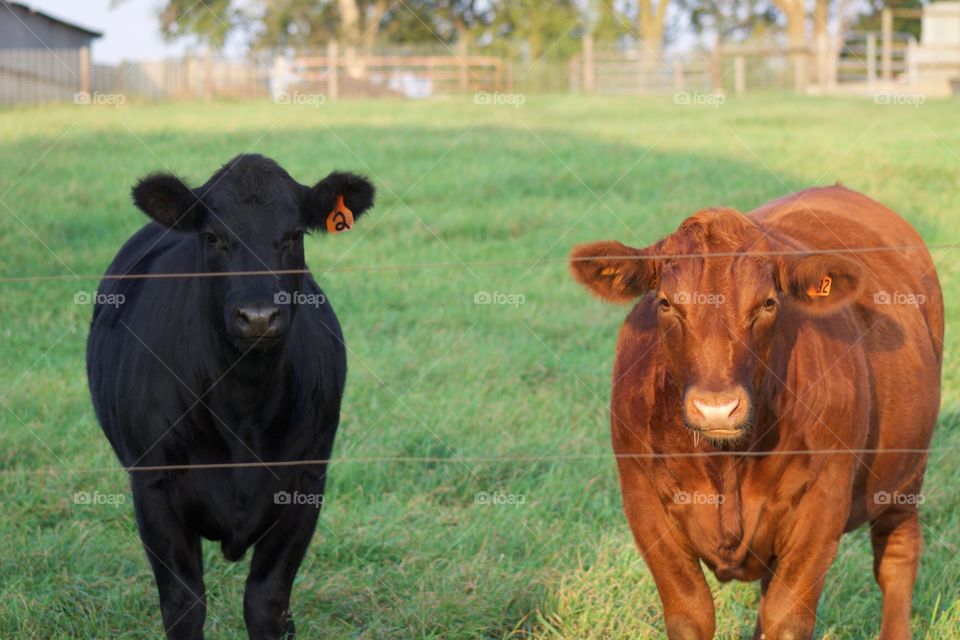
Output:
(0, 94), (958, 638)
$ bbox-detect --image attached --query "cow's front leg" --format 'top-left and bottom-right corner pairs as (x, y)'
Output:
(619, 466), (716, 639)
(757, 477), (848, 640)
(244, 471), (325, 640)
(871, 505), (921, 640)
(131, 473), (206, 640)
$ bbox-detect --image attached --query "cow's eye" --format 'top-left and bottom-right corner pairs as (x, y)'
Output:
(202, 232), (220, 247)
(658, 297), (671, 311)
(763, 298), (776, 310)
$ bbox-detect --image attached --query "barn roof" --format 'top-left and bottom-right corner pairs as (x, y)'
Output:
(2, 1), (103, 39)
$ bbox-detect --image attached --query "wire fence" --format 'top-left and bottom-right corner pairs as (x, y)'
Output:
(1, 240), (955, 476)
(0, 449), (947, 477)
(0, 243), (957, 284)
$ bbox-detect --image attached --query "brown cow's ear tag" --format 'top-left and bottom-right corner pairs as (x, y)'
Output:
(326, 195), (354, 234)
(807, 274), (832, 297)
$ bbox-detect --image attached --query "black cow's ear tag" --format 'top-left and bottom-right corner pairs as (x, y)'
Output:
(326, 195), (354, 234)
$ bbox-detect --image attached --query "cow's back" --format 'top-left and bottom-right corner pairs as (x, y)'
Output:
(750, 185), (944, 350)
(752, 185), (944, 527)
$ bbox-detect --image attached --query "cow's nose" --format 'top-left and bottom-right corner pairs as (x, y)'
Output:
(684, 387), (750, 433)
(234, 304), (282, 338)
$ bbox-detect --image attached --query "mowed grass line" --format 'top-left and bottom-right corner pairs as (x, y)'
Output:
(0, 95), (957, 638)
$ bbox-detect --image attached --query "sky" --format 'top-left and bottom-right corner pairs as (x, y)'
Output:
(21, 0), (223, 64)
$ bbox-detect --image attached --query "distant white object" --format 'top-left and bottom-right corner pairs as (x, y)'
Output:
(270, 56), (290, 101)
(386, 72), (433, 99)
(909, 2), (960, 95)
(922, 2), (960, 47)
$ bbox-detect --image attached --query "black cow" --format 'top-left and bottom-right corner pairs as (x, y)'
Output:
(86, 154), (375, 639)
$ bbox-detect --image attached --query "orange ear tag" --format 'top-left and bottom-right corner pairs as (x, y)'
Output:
(807, 275), (832, 297)
(326, 195), (354, 234)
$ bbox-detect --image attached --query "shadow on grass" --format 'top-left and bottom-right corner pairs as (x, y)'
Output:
(1, 119), (956, 638)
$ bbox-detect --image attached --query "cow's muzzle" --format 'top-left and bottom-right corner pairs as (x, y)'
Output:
(683, 386), (751, 439)
(233, 303), (284, 340)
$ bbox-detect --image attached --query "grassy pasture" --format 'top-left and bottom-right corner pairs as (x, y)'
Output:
(0, 94), (958, 638)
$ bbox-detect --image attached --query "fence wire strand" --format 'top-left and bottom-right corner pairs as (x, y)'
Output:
(0, 243), (957, 283)
(0, 448), (945, 476)
(1, 241), (955, 476)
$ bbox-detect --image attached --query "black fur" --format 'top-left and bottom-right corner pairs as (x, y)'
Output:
(87, 153), (375, 639)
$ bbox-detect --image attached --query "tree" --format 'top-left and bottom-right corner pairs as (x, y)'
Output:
(637, 0), (670, 59)
(677, 0), (778, 45)
(113, 0), (241, 50)
(851, 0), (922, 41)
(253, 0), (393, 51)
(771, 0), (806, 50)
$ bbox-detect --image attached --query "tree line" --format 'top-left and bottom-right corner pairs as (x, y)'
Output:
(126, 0), (920, 61)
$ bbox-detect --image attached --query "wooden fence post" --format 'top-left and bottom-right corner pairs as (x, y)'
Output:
(816, 33), (828, 91)
(327, 40), (339, 101)
(793, 48), (807, 92)
(866, 32), (877, 89)
(881, 8), (893, 81)
(204, 48), (213, 101)
(457, 39), (468, 91)
(734, 55), (745, 95)
(79, 46), (90, 95)
(582, 33), (594, 93)
(907, 38), (918, 86)
(710, 49), (722, 93)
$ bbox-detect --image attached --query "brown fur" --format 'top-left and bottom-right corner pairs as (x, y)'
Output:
(569, 186), (943, 639)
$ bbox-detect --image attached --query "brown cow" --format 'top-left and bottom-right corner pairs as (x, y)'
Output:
(569, 186), (943, 640)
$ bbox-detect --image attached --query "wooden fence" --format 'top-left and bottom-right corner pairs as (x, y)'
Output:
(280, 42), (506, 99)
(0, 49), (270, 104)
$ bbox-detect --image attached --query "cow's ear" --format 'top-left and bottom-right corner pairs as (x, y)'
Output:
(301, 171), (375, 232)
(131, 173), (205, 231)
(779, 253), (863, 315)
(569, 241), (657, 303)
